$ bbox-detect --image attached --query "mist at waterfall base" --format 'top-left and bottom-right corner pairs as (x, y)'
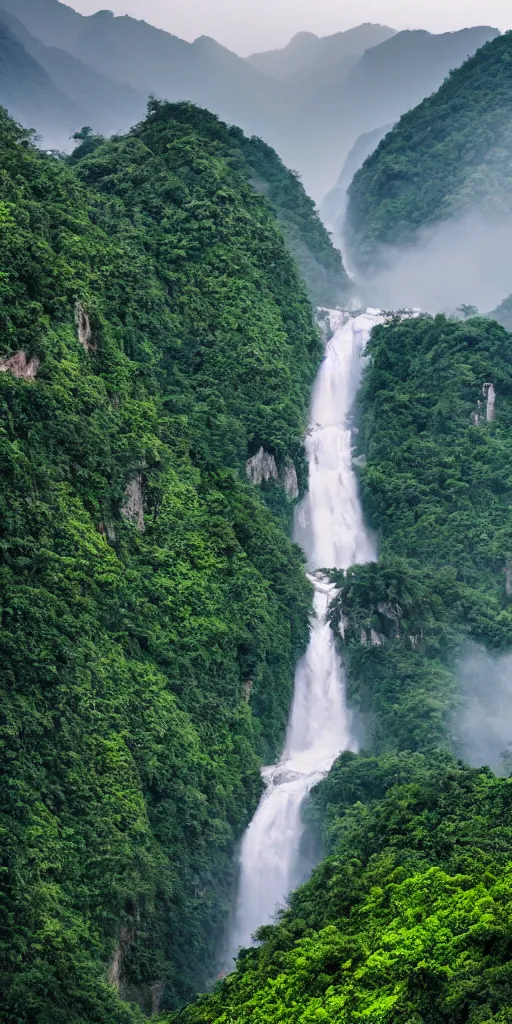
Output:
(349, 212), (512, 314)
(452, 644), (512, 776)
(225, 311), (380, 965)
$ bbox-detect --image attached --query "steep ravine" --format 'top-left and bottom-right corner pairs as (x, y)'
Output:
(227, 310), (382, 960)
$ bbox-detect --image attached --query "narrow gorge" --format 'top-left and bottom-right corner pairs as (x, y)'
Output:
(228, 310), (382, 960)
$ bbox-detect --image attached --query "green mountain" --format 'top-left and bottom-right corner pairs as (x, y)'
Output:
(489, 293), (512, 331)
(299, 25), (499, 200)
(0, 99), (346, 1023)
(345, 30), (512, 272)
(231, 131), (350, 305)
(175, 312), (512, 1023)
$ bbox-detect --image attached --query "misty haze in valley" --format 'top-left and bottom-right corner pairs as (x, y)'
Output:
(453, 646), (512, 775)
(347, 213), (512, 314)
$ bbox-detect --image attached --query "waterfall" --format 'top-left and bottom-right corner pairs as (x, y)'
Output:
(227, 309), (382, 962)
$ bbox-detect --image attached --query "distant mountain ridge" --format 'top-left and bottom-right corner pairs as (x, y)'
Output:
(0, 14), (83, 146)
(0, 0), (287, 144)
(0, 0), (501, 206)
(0, 8), (146, 137)
(247, 23), (397, 81)
(322, 123), (393, 231)
(295, 24), (500, 199)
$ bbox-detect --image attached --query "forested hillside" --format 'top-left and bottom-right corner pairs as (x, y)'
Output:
(231, 131), (349, 304)
(175, 313), (512, 1023)
(346, 30), (512, 271)
(0, 99), (339, 1023)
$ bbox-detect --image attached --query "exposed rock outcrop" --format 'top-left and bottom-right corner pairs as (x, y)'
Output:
(0, 351), (40, 379)
(121, 475), (145, 532)
(282, 459), (299, 499)
(505, 561), (512, 596)
(483, 382), (496, 421)
(75, 301), (95, 351)
(246, 447), (279, 486)
(98, 520), (117, 543)
(246, 448), (300, 498)
(108, 926), (134, 991)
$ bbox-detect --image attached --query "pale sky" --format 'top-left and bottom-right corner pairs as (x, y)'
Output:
(66, 0), (512, 54)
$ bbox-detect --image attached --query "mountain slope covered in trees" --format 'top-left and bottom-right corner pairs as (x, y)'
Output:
(174, 312), (512, 1023)
(345, 30), (512, 271)
(0, 99), (344, 1023)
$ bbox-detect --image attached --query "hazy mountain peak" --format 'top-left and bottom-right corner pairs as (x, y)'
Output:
(192, 34), (239, 55)
(247, 32), (323, 79)
(287, 31), (320, 43)
(248, 22), (397, 82)
(0, 5), (146, 140)
(0, 12), (83, 145)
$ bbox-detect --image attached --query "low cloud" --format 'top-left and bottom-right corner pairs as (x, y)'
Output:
(452, 644), (512, 775)
(353, 213), (512, 315)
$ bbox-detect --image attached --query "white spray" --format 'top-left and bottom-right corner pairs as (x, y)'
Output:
(227, 310), (382, 961)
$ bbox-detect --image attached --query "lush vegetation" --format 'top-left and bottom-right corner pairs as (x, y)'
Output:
(0, 99), (334, 1022)
(175, 313), (512, 1023)
(229, 131), (350, 306)
(335, 313), (512, 752)
(345, 31), (512, 270)
(175, 755), (512, 1024)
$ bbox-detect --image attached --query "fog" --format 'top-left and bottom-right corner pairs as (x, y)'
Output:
(352, 212), (512, 314)
(452, 645), (512, 774)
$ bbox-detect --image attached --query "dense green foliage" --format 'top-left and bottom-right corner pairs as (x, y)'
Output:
(176, 313), (512, 1023)
(345, 31), (512, 270)
(334, 314), (512, 752)
(228, 131), (350, 306)
(0, 100), (330, 1021)
(175, 755), (512, 1023)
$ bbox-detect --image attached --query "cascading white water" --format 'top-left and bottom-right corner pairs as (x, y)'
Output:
(227, 309), (382, 961)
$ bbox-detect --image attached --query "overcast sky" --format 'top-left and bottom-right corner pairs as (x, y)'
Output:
(66, 0), (512, 54)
